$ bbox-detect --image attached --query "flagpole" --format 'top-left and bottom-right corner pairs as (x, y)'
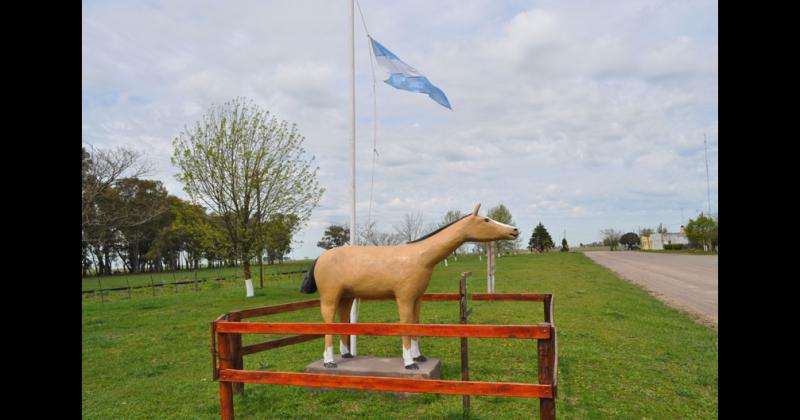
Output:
(347, 0), (359, 356)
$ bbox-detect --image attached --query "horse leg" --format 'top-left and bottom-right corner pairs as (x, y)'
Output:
(411, 297), (426, 362)
(320, 299), (339, 368)
(397, 299), (418, 370)
(338, 297), (354, 358)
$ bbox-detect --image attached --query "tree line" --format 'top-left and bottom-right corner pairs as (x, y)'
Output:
(82, 97), (324, 278)
(317, 204), (562, 255)
(598, 213), (719, 251)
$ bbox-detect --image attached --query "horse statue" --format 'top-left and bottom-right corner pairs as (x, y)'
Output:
(300, 203), (519, 369)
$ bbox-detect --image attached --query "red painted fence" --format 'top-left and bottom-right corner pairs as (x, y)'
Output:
(211, 280), (557, 419)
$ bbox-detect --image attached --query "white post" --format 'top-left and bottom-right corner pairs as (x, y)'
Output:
(347, 0), (359, 356)
(487, 242), (495, 293)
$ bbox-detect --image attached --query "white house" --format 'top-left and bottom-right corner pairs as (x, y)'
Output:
(642, 232), (689, 250)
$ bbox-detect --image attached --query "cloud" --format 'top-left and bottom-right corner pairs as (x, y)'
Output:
(83, 0), (718, 258)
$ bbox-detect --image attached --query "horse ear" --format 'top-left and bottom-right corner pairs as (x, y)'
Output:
(471, 203), (481, 216)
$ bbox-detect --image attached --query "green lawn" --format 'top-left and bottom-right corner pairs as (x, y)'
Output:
(82, 252), (717, 419)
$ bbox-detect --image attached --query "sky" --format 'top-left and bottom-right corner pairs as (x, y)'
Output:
(82, 0), (718, 260)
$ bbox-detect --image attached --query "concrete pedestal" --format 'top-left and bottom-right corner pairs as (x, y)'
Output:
(304, 355), (441, 395)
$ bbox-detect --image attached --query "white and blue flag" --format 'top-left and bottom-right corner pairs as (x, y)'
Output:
(369, 37), (452, 110)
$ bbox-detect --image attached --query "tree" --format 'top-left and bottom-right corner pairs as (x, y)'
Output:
(359, 221), (402, 246)
(528, 222), (554, 253)
(474, 204), (519, 254)
(638, 227), (654, 237)
(111, 178), (170, 273)
(394, 212), (425, 243)
(600, 229), (622, 251)
(685, 213), (718, 251)
(656, 223), (668, 234)
(171, 97), (324, 281)
(82, 146), (153, 236)
(619, 232), (641, 250)
(561, 238), (569, 252)
(263, 213), (300, 264)
(317, 224), (350, 249)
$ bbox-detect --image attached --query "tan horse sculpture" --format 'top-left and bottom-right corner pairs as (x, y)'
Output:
(300, 203), (519, 369)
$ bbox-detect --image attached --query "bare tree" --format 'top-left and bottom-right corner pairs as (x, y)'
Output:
(600, 228), (623, 251)
(359, 221), (402, 246)
(81, 145), (154, 235)
(394, 211), (426, 243)
(171, 97), (324, 281)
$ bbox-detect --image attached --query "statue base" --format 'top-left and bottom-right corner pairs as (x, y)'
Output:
(304, 355), (442, 395)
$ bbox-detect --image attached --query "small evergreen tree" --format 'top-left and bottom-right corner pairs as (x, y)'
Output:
(561, 237), (569, 252)
(528, 222), (554, 253)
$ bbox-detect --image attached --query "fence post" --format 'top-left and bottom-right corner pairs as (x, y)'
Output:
(228, 313), (245, 394)
(538, 324), (556, 420)
(459, 271), (472, 417)
(217, 330), (235, 420)
(98, 277), (104, 303)
(259, 253), (264, 288)
(544, 295), (552, 323)
(194, 269), (199, 292)
(150, 274), (156, 296)
(126, 278), (132, 299)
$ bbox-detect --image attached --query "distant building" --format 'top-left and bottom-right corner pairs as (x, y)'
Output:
(641, 232), (689, 250)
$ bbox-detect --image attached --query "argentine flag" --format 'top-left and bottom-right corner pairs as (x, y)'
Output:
(369, 36), (452, 110)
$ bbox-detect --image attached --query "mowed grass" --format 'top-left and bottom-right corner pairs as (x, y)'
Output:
(82, 252), (717, 419)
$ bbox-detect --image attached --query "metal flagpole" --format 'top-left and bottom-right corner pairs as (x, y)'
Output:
(704, 133), (711, 216)
(347, 0), (360, 356)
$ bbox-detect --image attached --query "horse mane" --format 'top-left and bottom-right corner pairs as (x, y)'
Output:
(407, 214), (470, 244)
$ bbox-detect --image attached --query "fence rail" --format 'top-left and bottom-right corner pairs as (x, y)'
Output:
(210, 280), (558, 419)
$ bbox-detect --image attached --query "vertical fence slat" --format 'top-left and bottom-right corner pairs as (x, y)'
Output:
(459, 271), (471, 417)
(228, 313), (244, 394)
(217, 331), (235, 420)
(538, 324), (556, 420)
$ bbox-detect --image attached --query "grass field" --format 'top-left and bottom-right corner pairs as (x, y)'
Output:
(82, 252), (717, 419)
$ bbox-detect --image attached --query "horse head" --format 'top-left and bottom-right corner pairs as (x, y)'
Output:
(463, 203), (519, 242)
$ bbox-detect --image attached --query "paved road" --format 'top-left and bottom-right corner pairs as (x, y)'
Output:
(584, 251), (718, 326)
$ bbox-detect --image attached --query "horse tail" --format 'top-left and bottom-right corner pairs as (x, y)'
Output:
(300, 258), (318, 294)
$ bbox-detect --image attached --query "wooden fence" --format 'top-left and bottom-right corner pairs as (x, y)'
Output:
(82, 269), (309, 301)
(210, 273), (558, 419)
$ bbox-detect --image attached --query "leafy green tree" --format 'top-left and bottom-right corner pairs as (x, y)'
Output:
(263, 213), (300, 264)
(561, 238), (569, 252)
(656, 223), (668, 234)
(528, 222), (554, 253)
(685, 213), (718, 251)
(601, 229), (622, 251)
(638, 228), (654, 237)
(172, 97), (324, 281)
(619, 232), (641, 250)
(317, 224), (350, 249)
(112, 178), (170, 273)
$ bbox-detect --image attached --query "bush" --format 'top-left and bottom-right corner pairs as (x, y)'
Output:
(663, 244), (687, 250)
